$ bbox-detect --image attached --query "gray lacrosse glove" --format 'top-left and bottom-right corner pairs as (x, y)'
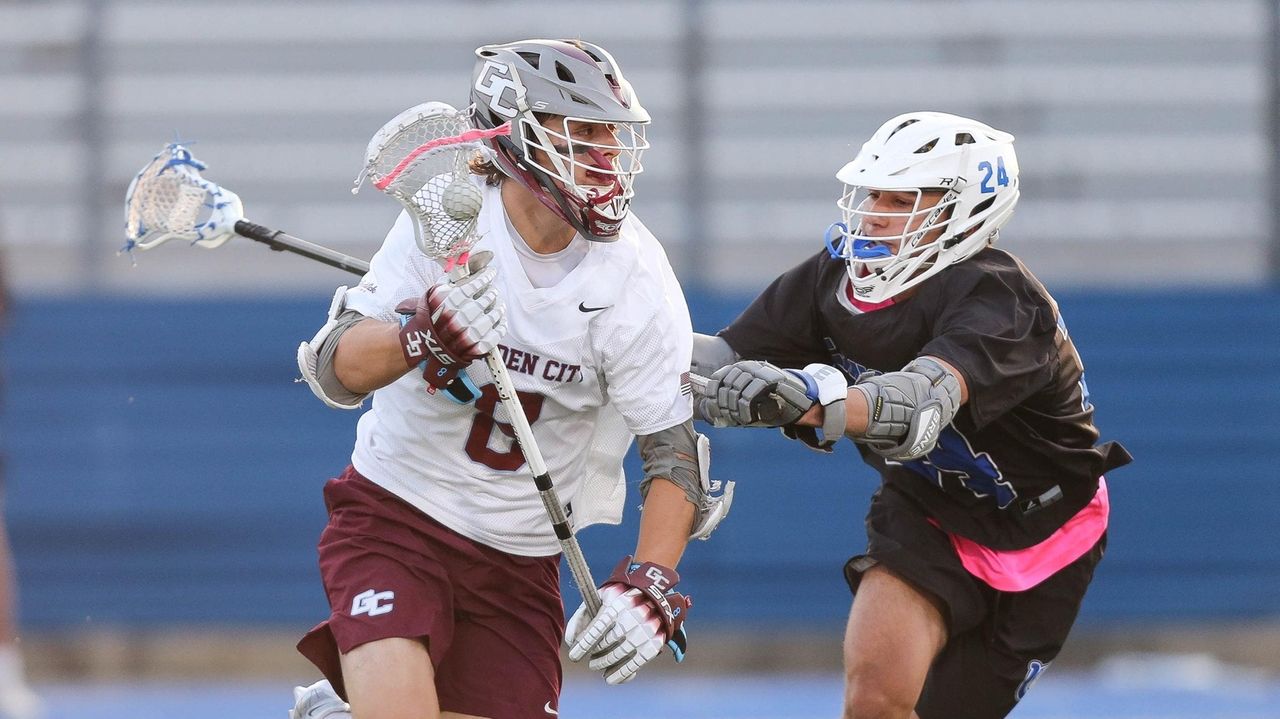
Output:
(697, 360), (847, 440)
(850, 357), (962, 460)
(698, 361), (813, 427)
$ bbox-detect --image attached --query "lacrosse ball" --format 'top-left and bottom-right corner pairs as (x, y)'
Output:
(442, 180), (483, 221)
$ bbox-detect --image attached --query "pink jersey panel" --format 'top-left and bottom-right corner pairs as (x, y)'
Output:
(946, 478), (1109, 592)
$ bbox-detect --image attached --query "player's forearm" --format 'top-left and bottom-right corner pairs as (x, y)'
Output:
(633, 478), (696, 568)
(798, 355), (969, 435)
(334, 318), (414, 393)
(797, 383), (872, 433)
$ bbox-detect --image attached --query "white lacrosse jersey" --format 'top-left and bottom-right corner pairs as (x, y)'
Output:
(343, 179), (693, 556)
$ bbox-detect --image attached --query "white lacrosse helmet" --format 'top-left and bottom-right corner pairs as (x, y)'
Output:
(831, 112), (1020, 303)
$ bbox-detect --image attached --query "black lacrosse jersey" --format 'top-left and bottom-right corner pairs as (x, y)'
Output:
(719, 246), (1131, 550)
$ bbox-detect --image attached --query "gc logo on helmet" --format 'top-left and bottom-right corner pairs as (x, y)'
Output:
(468, 39), (651, 241)
(825, 111), (1022, 303)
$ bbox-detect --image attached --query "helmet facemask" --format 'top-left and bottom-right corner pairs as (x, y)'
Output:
(516, 113), (648, 237)
(834, 186), (960, 299)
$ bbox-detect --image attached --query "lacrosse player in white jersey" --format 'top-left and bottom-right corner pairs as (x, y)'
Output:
(289, 39), (731, 719)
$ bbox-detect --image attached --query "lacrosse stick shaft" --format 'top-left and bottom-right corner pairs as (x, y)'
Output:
(233, 220), (371, 276)
(444, 258), (602, 615)
(688, 372), (710, 396)
(482, 351), (602, 615)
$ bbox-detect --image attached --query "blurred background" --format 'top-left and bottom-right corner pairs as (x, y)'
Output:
(2, 1), (1279, 717)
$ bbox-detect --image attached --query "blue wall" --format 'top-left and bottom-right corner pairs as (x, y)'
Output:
(2, 289), (1278, 632)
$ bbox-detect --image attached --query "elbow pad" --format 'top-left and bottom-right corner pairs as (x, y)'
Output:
(851, 357), (962, 460)
(637, 424), (735, 541)
(688, 432), (735, 541)
(296, 287), (371, 410)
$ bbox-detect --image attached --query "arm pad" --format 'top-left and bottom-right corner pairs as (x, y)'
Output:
(691, 333), (739, 380)
(850, 357), (962, 460)
(637, 422), (735, 541)
(296, 287), (372, 410)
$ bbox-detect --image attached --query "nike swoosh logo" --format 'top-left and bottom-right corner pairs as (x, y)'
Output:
(578, 302), (609, 313)
(544, 701), (559, 715)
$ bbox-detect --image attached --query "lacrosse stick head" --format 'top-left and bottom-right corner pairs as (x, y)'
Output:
(123, 143), (244, 254)
(359, 102), (509, 264)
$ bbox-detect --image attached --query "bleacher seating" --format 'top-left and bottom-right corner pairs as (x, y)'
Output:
(0, 0), (1271, 294)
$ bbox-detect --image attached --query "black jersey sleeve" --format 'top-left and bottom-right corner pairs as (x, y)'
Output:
(920, 267), (1059, 430)
(718, 249), (831, 368)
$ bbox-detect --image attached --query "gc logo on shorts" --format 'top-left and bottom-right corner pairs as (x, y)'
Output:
(351, 589), (395, 617)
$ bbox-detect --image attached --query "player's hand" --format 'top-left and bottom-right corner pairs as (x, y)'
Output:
(395, 251), (505, 388)
(565, 555), (691, 685)
(696, 360), (816, 428)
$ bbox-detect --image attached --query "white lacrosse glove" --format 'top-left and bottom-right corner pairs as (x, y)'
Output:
(289, 679), (350, 719)
(395, 251), (506, 392)
(565, 556), (691, 685)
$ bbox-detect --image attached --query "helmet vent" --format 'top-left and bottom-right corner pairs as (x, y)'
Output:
(886, 118), (919, 140)
(914, 139), (938, 154)
(970, 196), (995, 217)
(954, 133), (975, 145)
(564, 90), (593, 106)
(555, 61), (576, 83)
(517, 51), (541, 69)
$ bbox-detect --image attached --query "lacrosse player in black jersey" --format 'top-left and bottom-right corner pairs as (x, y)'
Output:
(694, 112), (1131, 719)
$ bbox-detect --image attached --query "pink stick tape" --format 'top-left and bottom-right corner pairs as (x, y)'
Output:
(372, 123), (512, 191)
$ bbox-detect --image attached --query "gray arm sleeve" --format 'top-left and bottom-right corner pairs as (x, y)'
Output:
(636, 419), (701, 504)
(311, 308), (373, 407)
(638, 421), (736, 541)
(691, 332), (739, 380)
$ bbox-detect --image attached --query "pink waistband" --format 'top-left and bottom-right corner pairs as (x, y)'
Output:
(942, 478), (1109, 592)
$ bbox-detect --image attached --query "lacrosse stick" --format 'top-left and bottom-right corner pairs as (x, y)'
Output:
(353, 102), (608, 614)
(123, 144), (371, 276)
